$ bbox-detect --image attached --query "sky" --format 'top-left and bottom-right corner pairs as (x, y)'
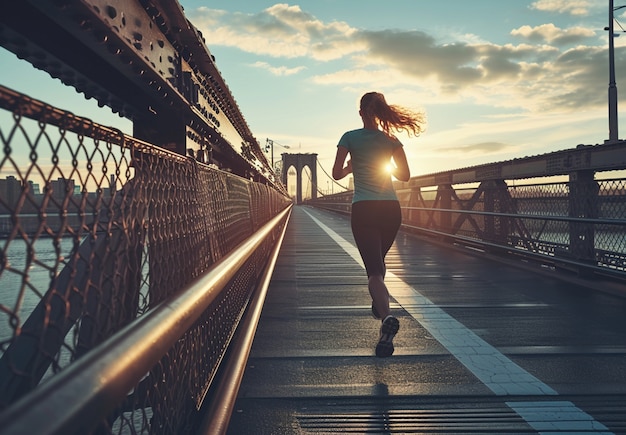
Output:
(2, 0), (626, 193)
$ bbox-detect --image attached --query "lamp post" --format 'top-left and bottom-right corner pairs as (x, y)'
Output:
(265, 138), (290, 171)
(607, 1), (626, 143)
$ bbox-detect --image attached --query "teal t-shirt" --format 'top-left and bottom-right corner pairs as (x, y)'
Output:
(337, 128), (403, 203)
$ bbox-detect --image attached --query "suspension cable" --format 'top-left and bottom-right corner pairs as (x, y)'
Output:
(316, 159), (349, 192)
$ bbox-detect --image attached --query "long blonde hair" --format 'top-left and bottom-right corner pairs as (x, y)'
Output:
(360, 92), (425, 137)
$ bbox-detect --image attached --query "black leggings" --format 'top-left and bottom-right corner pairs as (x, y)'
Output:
(351, 200), (402, 277)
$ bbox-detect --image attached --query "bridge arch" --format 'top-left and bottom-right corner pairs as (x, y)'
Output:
(281, 153), (317, 204)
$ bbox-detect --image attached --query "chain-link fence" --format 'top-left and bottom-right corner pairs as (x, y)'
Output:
(0, 85), (291, 433)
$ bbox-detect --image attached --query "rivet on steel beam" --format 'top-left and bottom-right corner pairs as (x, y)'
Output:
(105, 5), (117, 19)
(94, 31), (108, 44)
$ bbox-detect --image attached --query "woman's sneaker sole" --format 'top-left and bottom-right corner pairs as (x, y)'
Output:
(376, 315), (399, 357)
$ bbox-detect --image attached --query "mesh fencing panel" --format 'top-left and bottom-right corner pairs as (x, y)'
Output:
(0, 85), (290, 433)
(311, 175), (626, 277)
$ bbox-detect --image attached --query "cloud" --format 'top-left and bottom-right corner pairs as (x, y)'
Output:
(529, 0), (592, 16)
(358, 29), (483, 88)
(251, 61), (305, 76)
(186, 4), (623, 116)
(191, 4), (361, 60)
(511, 23), (595, 45)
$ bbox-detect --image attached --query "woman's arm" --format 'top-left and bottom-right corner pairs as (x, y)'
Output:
(391, 147), (410, 182)
(332, 146), (352, 180)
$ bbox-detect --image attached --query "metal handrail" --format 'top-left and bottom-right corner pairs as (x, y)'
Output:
(404, 206), (626, 225)
(198, 206), (292, 434)
(0, 205), (292, 435)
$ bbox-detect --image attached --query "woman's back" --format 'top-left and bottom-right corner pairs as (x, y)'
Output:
(338, 128), (401, 202)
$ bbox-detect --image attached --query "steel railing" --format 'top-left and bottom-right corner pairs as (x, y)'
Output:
(0, 205), (291, 435)
(0, 85), (292, 433)
(307, 146), (626, 286)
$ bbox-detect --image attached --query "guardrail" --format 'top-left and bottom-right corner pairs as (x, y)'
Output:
(307, 143), (626, 287)
(0, 85), (292, 433)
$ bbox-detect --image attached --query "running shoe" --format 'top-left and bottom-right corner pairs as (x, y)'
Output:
(376, 315), (399, 357)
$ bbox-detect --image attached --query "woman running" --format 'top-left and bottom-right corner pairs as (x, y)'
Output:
(332, 91), (425, 357)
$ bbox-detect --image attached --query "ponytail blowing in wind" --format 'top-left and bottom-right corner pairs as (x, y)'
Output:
(359, 92), (425, 138)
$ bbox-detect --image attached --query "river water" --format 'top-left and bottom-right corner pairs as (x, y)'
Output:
(0, 237), (78, 343)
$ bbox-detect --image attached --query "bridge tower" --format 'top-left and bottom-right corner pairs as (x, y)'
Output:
(281, 153), (318, 204)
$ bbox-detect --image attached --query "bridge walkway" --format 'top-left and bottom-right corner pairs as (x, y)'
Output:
(226, 205), (626, 434)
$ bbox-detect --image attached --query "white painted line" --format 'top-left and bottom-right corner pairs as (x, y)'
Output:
(507, 401), (613, 434)
(302, 207), (612, 433)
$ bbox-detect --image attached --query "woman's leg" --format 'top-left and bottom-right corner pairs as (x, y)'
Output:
(371, 201), (402, 319)
(352, 201), (402, 357)
(368, 274), (390, 319)
(352, 201), (398, 319)
(379, 201), (402, 265)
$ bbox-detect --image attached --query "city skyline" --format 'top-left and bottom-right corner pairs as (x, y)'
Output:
(0, 175), (116, 202)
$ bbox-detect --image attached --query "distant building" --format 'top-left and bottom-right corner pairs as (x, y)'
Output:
(48, 177), (76, 201)
(28, 180), (41, 195)
(0, 176), (22, 208)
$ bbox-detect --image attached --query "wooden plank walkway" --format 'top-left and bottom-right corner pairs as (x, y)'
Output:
(226, 205), (626, 434)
